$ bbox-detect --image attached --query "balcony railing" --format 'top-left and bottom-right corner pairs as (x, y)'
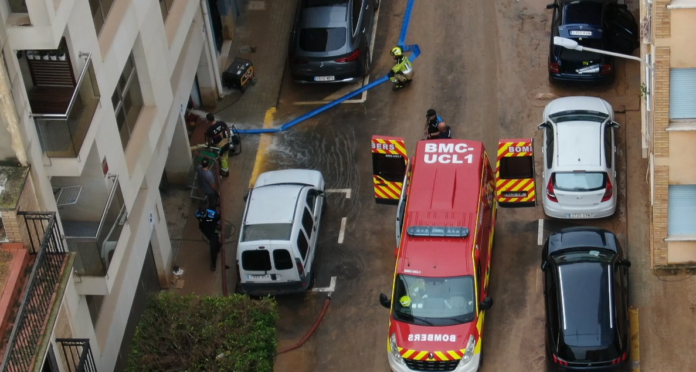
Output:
(31, 53), (100, 158)
(0, 212), (70, 372)
(64, 178), (128, 276)
(56, 339), (97, 372)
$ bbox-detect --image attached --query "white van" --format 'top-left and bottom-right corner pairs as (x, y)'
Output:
(236, 169), (325, 296)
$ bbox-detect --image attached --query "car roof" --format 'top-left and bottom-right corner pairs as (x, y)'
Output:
(397, 140), (487, 277)
(556, 121), (602, 167)
(245, 185), (303, 225)
(301, 4), (348, 28)
(557, 261), (615, 347)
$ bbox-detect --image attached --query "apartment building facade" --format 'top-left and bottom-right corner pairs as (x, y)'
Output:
(642, 0), (696, 268)
(0, 0), (223, 370)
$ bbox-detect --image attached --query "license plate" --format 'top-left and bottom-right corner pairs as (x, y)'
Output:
(502, 191), (527, 198)
(568, 213), (594, 219)
(247, 274), (271, 280)
(314, 76), (335, 81)
(570, 30), (592, 36)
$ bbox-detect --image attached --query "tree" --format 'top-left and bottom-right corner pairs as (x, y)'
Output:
(126, 293), (278, 372)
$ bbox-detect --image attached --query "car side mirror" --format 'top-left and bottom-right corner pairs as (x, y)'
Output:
(611, 121), (621, 129)
(546, 3), (558, 9)
(538, 122), (549, 130)
(379, 293), (391, 309)
(621, 259), (631, 268)
(541, 261), (548, 271)
(479, 297), (493, 311)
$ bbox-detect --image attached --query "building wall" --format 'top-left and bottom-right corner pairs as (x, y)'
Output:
(0, 0), (217, 370)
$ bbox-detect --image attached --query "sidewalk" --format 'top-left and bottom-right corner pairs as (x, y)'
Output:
(165, 0), (299, 296)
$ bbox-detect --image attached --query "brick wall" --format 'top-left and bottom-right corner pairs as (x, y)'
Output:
(2, 176), (40, 248)
(654, 0), (671, 38)
(653, 47), (670, 158)
(653, 166), (669, 267)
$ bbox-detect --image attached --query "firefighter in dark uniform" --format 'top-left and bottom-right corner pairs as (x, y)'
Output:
(195, 203), (221, 271)
(205, 113), (231, 177)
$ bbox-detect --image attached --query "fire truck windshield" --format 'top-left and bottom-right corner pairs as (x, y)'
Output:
(393, 275), (476, 326)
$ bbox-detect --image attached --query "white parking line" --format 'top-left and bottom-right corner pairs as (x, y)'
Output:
(538, 219), (544, 246)
(293, 7), (380, 105)
(312, 276), (337, 293)
(326, 188), (351, 198)
(338, 217), (347, 244)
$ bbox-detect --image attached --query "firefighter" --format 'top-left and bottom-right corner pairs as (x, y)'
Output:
(205, 113), (231, 177)
(387, 47), (414, 91)
(195, 202), (221, 271)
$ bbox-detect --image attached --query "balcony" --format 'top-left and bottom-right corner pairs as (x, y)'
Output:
(0, 212), (73, 372)
(57, 177), (128, 277)
(56, 339), (97, 372)
(24, 49), (100, 159)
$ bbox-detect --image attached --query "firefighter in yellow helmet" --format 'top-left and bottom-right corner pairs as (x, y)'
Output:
(387, 46), (414, 91)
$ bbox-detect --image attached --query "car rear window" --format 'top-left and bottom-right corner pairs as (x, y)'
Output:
(564, 2), (603, 26)
(299, 28), (347, 52)
(273, 249), (294, 270)
(242, 223), (293, 242)
(558, 39), (603, 61)
(554, 172), (606, 192)
(242, 250), (272, 271)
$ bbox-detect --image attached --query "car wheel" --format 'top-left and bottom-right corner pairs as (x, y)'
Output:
(374, 0), (379, 11)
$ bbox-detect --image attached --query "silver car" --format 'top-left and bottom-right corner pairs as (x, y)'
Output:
(289, 0), (379, 83)
(538, 97), (619, 219)
(236, 169), (325, 296)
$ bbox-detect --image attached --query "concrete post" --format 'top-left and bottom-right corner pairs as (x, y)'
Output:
(0, 53), (28, 166)
(164, 115), (192, 185)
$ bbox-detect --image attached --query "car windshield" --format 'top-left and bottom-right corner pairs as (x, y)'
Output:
(242, 223), (293, 242)
(299, 28), (347, 52)
(393, 275), (476, 326)
(549, 110), (608, 123)
(558, 39), (604, 62)
(554, 172), (606, 192)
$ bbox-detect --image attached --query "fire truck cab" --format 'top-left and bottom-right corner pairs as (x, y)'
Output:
(380, 140), (496, 372)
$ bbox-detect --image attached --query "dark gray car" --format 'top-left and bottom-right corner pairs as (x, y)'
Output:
(289, 0), (379, 83)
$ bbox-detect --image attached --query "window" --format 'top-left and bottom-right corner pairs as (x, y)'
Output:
(373, 154), (407, 182)
(242, 223), (293, 241)
(241, 250), (272, 271)
(273, 249), (294, 270)
(545, 125), (554, 169)
(297, 231), (309, 260)
(112, 54), (144, 150)
(670, 68), (696, 120)
(392, 275), (476, 326)
(89, 0), (116, 35)
(554, 172), (606, 192)
(306, 190), (316, 212)
(351, 0), (363, 33)
(302, 208), (314, 235)
(7, 0), (27, 13)
(160, 0), (175, 21)
(498, 157), (533, 179)
(668, 185), (696, 236)
(604, 125), (612, 168)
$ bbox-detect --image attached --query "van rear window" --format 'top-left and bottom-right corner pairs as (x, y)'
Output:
(242, 223), (293, 242)
(242, 250), (272, 271)
(273, 249), (294, 270)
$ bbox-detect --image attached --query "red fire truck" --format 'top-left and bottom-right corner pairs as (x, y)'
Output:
(373, 137), (536, 372)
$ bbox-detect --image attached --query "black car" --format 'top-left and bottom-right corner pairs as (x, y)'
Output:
(541, 227), (631, 371)
(288, 0), (379, 83)
(547, 0), (639, 85)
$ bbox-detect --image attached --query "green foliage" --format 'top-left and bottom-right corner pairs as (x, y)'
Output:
(126, 293), (278, 372)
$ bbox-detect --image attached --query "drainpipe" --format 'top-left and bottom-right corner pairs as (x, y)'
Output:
(0, 52), (28, 166)
(200, 0), (224, 98)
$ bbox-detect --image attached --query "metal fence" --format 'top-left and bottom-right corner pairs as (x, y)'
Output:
(0, 212), (69, 372)
(56, 339), (97, 372)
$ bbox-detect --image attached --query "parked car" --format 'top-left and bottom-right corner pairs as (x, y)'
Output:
(541, 227), (631, 371)
(288, 0), (379, 83)
(547, 0), (639, 85)
(236, 169), (325, 296)
(539, 96), (619, 219)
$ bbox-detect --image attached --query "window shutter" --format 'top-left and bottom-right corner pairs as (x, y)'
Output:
(668, 185), (696, 235)
(670, 68), (696, 120)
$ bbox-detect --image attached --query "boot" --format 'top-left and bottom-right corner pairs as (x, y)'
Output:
(392, 84), (405, 91)
(220, 169), (230, 177)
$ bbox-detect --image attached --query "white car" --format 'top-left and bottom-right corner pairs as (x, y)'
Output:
(236, 169), (325, 296)
(539, 96), (619, 219)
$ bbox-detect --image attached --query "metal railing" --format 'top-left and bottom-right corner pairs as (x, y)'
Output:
(56, 339), (97, 372)
(0, 212), (69, 372)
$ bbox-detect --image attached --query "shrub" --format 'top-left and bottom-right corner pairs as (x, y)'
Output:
(126, 293), (278, 372)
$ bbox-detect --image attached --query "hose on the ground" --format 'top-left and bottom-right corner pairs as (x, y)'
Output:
(277, 293), (332, 355)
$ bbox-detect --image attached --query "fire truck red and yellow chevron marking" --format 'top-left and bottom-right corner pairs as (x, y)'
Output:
(497, 141), (533, 159)
(495, 178), (536, 203)
(496, 140), (536, 203)
(373, 175), (402, 200)
(371, 138), (407, 158)
(398, 347), (470, 361)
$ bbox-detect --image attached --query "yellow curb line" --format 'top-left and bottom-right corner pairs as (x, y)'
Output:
(248, 107), (276, 188)
(630, 306), (640, 372)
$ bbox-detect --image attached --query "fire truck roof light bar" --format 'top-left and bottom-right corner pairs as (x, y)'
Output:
(406, 226), (470, 238)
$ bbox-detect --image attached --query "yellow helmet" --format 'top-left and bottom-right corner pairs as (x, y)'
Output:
(399, 295), (412, 307)
(390, 47), (403, 57)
